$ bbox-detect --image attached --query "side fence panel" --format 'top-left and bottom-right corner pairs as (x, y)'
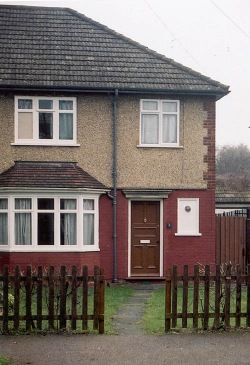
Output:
(216, 216), (246, 272)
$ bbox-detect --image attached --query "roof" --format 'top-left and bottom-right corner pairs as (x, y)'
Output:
(216, 187), (250, 208)
(0, 161), (107, 190)
(0, 5), (229, 98)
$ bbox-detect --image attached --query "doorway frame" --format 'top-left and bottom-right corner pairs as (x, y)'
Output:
(128, 199), (164, 278)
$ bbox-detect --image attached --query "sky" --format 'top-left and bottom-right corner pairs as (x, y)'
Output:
(1, 0), (250, 148)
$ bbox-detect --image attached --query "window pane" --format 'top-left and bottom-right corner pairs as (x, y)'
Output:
(0, 213), (8, 244)
(15, 198), (32, 210)
(59, 113), (73, 140)
(141, 114), (159, 144)
(18, 112), (33, 139)
(38, 198), (54, 210)
(162, 101), (177, 112)
(60, 213), (76, 245)
(142, 100), (158, 111)
(60, 199), (76, 210)
(0, 199), (8, 210)
(39, 100), (53, 109)
(38, 213), (54, 245)
(18, 99), (32, 109)
(162, 115), (177, 143)
(83, 213), (94, 245)
(83, 199), (94, 210)
(15, 213), (31, 245)
(59, 100), (73, 110)
(39, 113), (53, 139)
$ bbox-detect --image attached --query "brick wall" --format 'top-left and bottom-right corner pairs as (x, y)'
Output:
(0, 189), (215, 279)
(203, 98), (216, 190)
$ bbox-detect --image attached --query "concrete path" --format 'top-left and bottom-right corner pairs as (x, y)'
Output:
(113, 283), (161, 335)
(1, 332), (250, 365)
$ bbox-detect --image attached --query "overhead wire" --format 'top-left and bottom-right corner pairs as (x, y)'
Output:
(209, 0), (250, 41)
(143, 0), (204, 69)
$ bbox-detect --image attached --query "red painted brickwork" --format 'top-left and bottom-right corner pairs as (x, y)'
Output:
(0, 189), (215, 279)
(163, 189), (215, 272)
(0, 252), (100, 275)
(203, 98), (216, 190)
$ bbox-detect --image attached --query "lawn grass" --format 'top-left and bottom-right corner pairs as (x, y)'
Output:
(6, 283), (134, 334)
(0, 356), (10, 365)
(143, 285), (248, 334)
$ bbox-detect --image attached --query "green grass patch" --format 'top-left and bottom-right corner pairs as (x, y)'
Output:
(143, 285), (248, 334)
(0, 356), (10, 365)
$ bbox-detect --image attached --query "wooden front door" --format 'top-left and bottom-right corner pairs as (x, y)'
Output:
(131, 201), (160, 276)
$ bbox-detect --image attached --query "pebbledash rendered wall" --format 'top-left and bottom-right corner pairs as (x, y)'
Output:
(0, 93), (216, 279)
(0, 93), (209, 190)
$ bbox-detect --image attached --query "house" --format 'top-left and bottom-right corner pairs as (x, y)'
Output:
(0, 5), (229, 280)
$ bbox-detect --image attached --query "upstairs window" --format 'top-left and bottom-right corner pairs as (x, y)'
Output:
(14, 97), (77, 146)
(140, 99), (180, 147)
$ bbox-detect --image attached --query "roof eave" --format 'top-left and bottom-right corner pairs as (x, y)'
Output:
(0, 84), (229, 100)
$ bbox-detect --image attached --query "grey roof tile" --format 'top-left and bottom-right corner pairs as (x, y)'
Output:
(0, 5), (229, 96)
(0, 161), (107, 190)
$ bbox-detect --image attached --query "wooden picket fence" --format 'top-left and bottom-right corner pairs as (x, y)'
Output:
(165, 264), (250, 332)
(0, 265), (105, 334)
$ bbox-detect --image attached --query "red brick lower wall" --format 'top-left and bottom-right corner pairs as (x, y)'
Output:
(0, 189), (215, 279)
(164, 189), (216, 271)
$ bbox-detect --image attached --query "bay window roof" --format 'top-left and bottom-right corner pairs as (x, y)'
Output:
(0, 161), (106, 190)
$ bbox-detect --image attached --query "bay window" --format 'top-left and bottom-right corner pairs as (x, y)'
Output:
(0, 195), (99, 251)
(140, 99), (180, 147)
(14, 96), (77, 146)
(0, 198), (8, 245)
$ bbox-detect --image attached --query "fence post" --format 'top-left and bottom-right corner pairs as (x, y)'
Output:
(182, 265), (188, 328)
(224, 264), (231, 328)
(203, 265), (210, 330)
(37, 266), (43, 331)
(165, 269), (172, 332)
(2, 265), (8, 334)
(99, 268), (105, 334)
(246, 208), (250, 267)
(235, 265), (241, 328)
(82, 266), (88, 331)
(247, 264), (250, 327)
(25, 266), (32, 332)
(214, 265), (221, 329)
(48, 266), (55, 330)
(71, 266), (77, 330)
(171, 265), (177, 328)
(60, 266), (67, 330)
(193, 265), (199, 329)
(93, 266), (100, 331)
(14, 266), (20, 331)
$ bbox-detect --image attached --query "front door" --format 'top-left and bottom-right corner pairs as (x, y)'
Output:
(131, 201), (160, 276)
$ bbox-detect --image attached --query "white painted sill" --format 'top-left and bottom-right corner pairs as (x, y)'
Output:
(0, 246), (100, 253)
(11, 142), (80, 147)
(137, 144), (184, 149)
(175, 233), (202, 237)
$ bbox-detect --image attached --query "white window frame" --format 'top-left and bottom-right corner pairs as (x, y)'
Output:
(13, 96), (78, 146)
(0, 197), (9, 247)
(0, 193), (100, 252)
(139, 99), (180, 147)
(175, 198), (202, 236)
